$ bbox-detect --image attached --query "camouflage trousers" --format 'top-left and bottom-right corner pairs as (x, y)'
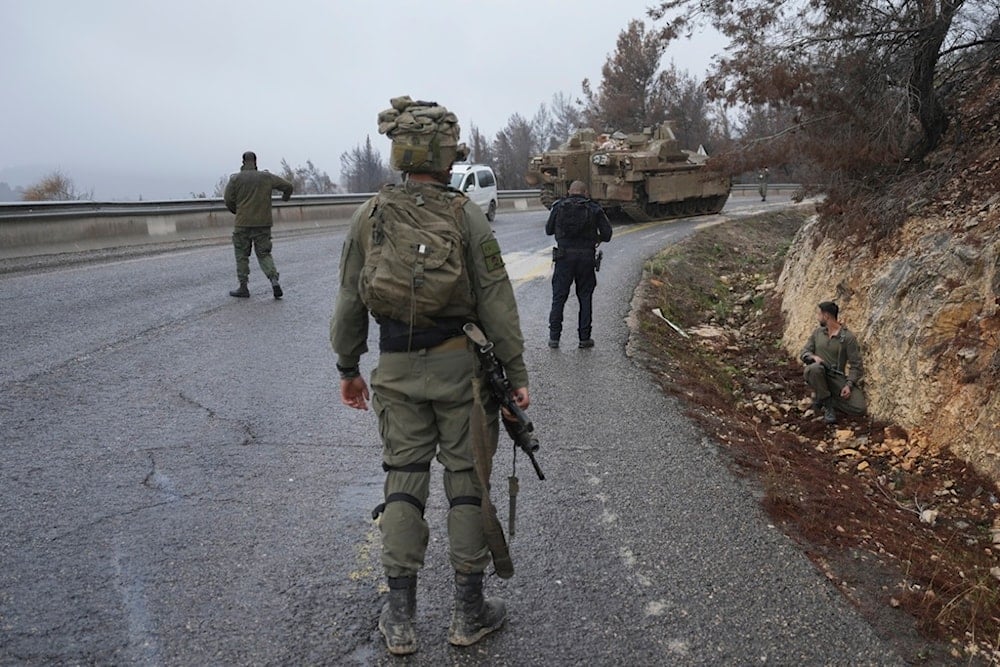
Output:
(371, 339), (498, 578)
(232, 226), (278, 281)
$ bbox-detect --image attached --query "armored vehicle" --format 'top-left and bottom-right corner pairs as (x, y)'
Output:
(526, 122), (730, 222)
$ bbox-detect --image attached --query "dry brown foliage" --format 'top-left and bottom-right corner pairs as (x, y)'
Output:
(21, 170), (92, 201)
(649, 0), (1000, 238)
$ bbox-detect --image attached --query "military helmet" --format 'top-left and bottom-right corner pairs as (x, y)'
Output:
(378, 95), (468, 173)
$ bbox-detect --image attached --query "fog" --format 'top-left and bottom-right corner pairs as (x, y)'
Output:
(1, 1), (724, 199)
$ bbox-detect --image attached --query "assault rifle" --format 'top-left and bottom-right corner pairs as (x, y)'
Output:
(824, 363), (848, 379)
(463, 323), (545, 481)
(803, 354), (855, 383)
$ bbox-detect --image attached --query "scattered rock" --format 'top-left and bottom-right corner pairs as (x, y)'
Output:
(689, 325), (728, 338)
(835, 429), (854, 443)
(956, 347), (979, 362)
(920, 509), (939, 526)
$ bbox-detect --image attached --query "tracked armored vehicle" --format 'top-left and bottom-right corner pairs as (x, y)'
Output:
(526, 122), (730, 222)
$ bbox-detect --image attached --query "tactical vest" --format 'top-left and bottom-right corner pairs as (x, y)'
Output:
(554, 197), (597, 246)
(358, 184), (476, 328)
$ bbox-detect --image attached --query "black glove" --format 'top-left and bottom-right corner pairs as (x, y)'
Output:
(282, 192), (292, 202)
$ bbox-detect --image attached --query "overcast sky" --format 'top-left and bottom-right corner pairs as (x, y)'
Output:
(1, 1), (726, 200)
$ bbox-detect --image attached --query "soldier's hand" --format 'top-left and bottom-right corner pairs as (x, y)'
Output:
(840, 384), (851, 399)
(282, 192), (291, 202)
(501, 386), (530, 421)
(341, 377), (370, 411)
(512, 386), (530, 410)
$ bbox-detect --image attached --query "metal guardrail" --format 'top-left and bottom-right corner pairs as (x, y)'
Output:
(0, 191), (546, 221)
(0, 185), (803, 257)
(731, 183), (800, 192)
(0, 194), (363, 221)
(0, 190), (553, 255)
(0, 185), (798, 223)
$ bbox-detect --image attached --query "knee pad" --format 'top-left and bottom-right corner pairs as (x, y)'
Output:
(372, 461), (432, 521)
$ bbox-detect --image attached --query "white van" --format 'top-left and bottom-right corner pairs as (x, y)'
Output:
(449, 163), (499, 221)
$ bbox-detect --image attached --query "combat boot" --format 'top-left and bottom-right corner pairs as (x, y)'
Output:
(229, 281), (249, 298)
(378, 575), (417, 656)
(823, 397), (837, 424)
(448, 571), (506, 647)
(269, 275), (282, 299)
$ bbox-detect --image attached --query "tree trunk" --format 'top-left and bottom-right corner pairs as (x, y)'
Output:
(907, 0), (963, 157)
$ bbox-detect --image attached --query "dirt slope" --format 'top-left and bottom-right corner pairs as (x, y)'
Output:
(630, 208), (1000, 664)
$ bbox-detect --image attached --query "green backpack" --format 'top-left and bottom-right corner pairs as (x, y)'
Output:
(359, 184), (475, 328)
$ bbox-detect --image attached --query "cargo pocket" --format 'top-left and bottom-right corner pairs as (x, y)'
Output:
(372, 390), (391, 452)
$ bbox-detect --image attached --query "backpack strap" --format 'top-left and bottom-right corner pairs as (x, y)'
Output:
(368, 196), (384, 246)
(448, 193), (471, 246)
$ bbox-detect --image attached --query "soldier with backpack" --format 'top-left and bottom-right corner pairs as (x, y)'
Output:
(330, 96), (530, 656)
(545, 180), (613, 349)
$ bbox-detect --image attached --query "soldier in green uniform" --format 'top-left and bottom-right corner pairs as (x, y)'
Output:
(223, 151), (294, 299)
(800, 301), (866, 424)
(757, 166), (769, 202)
(330, 96), (530, 656)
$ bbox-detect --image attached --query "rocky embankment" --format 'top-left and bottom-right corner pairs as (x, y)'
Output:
(778, 121), (1000, 483)
(633, 205), (1000, 662)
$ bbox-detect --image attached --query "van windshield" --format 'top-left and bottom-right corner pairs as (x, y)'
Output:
(449, 172), (466, 189)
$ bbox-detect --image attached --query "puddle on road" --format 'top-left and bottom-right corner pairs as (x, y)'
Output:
(335, 474), (383, 526)
(334, 474), (384, 587)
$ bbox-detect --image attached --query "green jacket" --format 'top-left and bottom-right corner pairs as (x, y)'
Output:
(330, 181), (529, 388)
(224, 167), (294, 227)
(801, 325), (865, 385)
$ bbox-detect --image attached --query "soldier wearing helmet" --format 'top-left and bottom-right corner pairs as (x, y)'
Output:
(331, 96), (530, 655)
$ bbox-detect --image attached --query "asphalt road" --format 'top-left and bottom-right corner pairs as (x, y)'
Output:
(0, 196), (902, 666)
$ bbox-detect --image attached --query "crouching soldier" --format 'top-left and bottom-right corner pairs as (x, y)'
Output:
(801, 301), (867, 424)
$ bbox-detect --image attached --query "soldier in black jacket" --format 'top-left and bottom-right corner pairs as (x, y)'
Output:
(545, 180), (613, 349)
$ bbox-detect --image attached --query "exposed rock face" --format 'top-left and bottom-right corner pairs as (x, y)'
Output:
(778, 211), (1000, 481)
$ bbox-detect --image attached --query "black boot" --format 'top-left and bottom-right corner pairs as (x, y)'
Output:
(378, 575), (417, 656)
(269, 275), (282, 299)
(823, 397), (837, 424)
(229, 280), (249, 298)
(448, 571), (506, 647)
